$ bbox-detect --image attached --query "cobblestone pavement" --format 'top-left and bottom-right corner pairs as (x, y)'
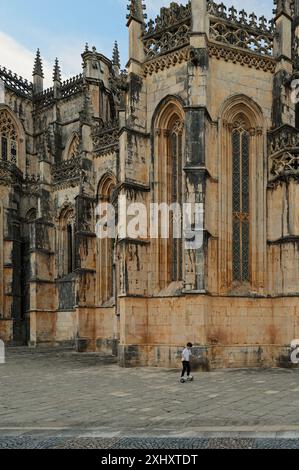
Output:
(1, 437), (299, 449)
(1, 348), (299, 448)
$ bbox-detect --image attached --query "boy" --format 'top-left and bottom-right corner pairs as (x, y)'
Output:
(180, 342), (193, 383)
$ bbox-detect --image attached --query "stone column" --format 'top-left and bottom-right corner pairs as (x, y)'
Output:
(184, 0), (210, 292)
(75, 106), (97, 352)
(272, 0), (294, 127)
(29, 144), (56, 347)
(293, 0), (299, 127)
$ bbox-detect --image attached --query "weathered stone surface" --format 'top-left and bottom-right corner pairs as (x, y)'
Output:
(0, 2), (299, 369)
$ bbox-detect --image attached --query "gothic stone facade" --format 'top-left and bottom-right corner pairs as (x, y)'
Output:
(1, 0), (299, 369)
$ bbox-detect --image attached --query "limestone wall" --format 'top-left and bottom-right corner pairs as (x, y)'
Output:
(119, 295), (299, 369)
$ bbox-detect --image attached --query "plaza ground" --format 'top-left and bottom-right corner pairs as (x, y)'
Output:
(1, 348), (299, 449)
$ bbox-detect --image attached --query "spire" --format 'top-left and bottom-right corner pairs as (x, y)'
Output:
(33, 49), (44, 78)
(112, 41), (120, 69)
(126, 0), (147, 24)
(33, 49), (44, 94)
(53, 58), (61, 83)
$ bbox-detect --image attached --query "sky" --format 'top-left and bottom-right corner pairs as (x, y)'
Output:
(0, 0), (273, 87)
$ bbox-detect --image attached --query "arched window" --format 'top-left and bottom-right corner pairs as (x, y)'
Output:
(0, 110), (18, 164)
(96, 174), (117, 304)
(232, 119), (250, 283)
(63, 133), (80, 161)
(169, 118), (184, 282)
(58, 208), (75, 278)
(219, 96), (266, 294)
(154, 99), (185, 288)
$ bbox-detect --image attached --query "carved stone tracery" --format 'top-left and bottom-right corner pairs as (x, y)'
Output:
(268, 125), (299, 178)
(92, 119), (119, 155)
(0, 110), (18, 164)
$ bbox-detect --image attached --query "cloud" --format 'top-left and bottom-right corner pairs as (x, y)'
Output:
(0, 0), (274, 88)
(0, 31), (53, 87)
(0, 31), (90, 88)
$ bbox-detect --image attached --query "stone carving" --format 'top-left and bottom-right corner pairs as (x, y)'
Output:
(271, 151), (299, 177)
(143, 47), (189, 76)
(34, 88), (55, 109)
(268, 125), (299, 155)
(208, 42), (276, 72)
(0, 66), (33, 98)
(273, 0), (294, 18)
(0, 110), (18, 164)
(268, 125), (299, 177)
(143, 1), (274, 60)
(127, 0), (147, 23)
(61, 74), (84, 99)
(209, 21), (273, 56)
(23, 174), (40, 195)
(144, 2), (191, 36)
(52, 156), (81, 184)
(0, 160), (22, 186)
(208, 1), (274, 34)
(92, 119), (119, 154)
(144, 24), (190, 59)
(68, 133), (80, 159)
(143, 3), (191, 59)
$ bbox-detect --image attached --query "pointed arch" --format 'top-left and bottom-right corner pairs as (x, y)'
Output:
(0, 105), (26, 172)
(25, 208), (37, 222)
(153, 96), (185, 288)
(57, 205), (75, 278)
(97, 172), (117, 202)
(218, 94), (266, 294)
(63, 132), (80, 160)
(96, 172), (117, 304)
(219, 94), (264, 130)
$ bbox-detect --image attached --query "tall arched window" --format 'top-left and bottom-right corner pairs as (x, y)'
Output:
(169, 118), (183, 282)
(154, 99), (184, 288)
(0, 110), (18, 164)
(219, 96), (266, 294)
(58, 208), (75, 278)
(232, 120), (250, 283)
(96, 174), (117, 304)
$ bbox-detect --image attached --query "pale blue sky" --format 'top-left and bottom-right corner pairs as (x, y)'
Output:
(0, 0), (273, 85)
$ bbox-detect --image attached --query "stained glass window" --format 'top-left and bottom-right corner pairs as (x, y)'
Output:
(0, 110), (18, 164)
(232, 124), (250, 283)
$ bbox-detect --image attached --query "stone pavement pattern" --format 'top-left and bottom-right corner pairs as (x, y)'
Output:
(1, 348), (299, 448)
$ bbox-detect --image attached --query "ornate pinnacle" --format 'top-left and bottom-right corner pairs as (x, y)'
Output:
(126, 0), (147, 24)
(53, 58), (61, 83)
(112, 41), (120, 68)
(273, 0), (293, 17)
(33, 49), (44, 78)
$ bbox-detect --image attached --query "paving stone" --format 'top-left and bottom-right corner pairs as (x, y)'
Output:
(1, 347), (299, 449)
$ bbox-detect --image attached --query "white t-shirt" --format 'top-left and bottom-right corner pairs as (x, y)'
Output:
(182, 348), (191, 362)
